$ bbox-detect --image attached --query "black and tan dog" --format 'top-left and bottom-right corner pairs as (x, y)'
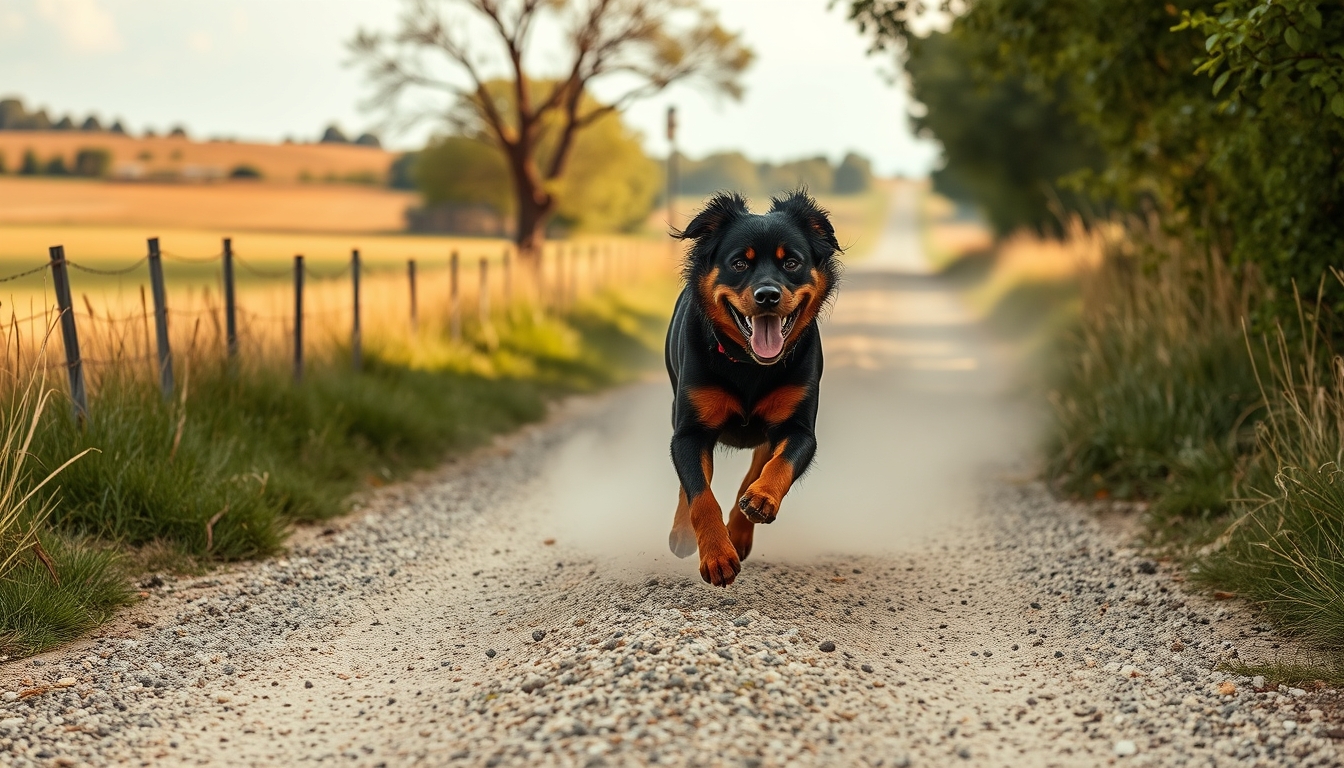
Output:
(665, 190), (840, 587)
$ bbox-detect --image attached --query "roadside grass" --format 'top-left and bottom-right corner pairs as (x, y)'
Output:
(1192, 287), (1344, 656)
(1042, 243), (1261, 528)
(1, 279), (672, 657)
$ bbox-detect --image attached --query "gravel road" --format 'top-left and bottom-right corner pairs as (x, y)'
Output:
(4, 186), (1343, 767)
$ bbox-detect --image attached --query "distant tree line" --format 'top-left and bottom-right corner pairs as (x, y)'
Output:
(2, 97), (134, 135)
(675, 151), (874, 198)
(0, 147), (111, 178)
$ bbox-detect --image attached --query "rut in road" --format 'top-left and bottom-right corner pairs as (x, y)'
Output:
(3, 186), (1341, 767)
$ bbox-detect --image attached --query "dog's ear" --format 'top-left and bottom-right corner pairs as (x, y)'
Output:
(770, 190), (840, 260)
(672, 192), (750, 244)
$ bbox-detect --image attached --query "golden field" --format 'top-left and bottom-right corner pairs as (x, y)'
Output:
(0, 131), (394, 183)
(0, 176), (416, 233)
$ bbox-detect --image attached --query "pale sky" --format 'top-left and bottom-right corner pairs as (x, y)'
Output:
(0, 0), (938, 176)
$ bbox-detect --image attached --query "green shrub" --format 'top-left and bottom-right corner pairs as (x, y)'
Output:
(73, 147), (111, 177)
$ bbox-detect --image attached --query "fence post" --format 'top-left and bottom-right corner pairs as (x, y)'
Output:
(222, 237), (237, 363)
(478, 256), (490, 325)
(147, 237), (173, 399)
(450, 250), (461, 341)
(502, 247), (512, 308)
(408, 258), (418, 333)
(351, 249), (362, 371)
(589, 245), (598, 294)
(554, 245), (565, 313)
(48, 245), (88, 421)
(293, 255), (304, 382)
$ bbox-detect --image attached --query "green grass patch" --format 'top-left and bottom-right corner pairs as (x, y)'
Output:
(2, 281), (671, 656)
(0, 533), (133, 658)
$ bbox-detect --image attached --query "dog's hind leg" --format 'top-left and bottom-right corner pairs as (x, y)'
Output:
(668, 488), (698, 558)
(727, 444), (770, 561)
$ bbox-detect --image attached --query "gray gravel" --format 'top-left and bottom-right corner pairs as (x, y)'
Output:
(2, 393), (1342, 766)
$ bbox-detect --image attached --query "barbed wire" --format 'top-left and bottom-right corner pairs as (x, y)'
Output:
(304, 263), (353, 280)
(233, 255), (292, 279)
(0, 264), (50, 284)
(160, 250), (224, 264)
(66, 256), (149, 276)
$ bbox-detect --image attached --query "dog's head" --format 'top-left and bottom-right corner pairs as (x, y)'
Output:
(674, 190), (841, 365)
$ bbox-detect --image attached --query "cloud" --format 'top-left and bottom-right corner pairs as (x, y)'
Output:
(188, 31), (212, 54)
(36, 0), (122, 54)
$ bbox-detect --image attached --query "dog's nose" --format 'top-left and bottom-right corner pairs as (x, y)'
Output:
(753, 285), (782, 306)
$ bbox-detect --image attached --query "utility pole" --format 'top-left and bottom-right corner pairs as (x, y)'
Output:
(666, 105), (678, 234)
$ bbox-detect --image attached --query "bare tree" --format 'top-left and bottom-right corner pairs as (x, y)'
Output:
(351, 0), (753, 262)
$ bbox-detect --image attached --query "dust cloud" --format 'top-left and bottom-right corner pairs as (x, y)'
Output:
(527, 186), (1039, 574)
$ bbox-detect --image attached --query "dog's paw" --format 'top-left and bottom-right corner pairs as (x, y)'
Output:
(738, 488), (780, 524)
(698, 544), (741, 588)
(668, 524), (697, 559)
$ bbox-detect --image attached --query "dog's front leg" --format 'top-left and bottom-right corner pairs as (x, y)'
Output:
(670, 429), (740, 587)
(738, 425), (817, 524)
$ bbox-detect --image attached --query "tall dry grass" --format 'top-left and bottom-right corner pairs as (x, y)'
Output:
(1197, 276), (1344, 652)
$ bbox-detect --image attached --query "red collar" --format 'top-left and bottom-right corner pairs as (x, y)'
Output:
(716, 340), (743, 363)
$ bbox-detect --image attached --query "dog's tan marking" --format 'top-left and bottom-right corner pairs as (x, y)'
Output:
(739, 440), (795, 524)
(744, 246), (756, 260)
(776, 244), (786, 259)
(727, 444), (770, 561)
(688, 386), (743, 429)
(752, 384), (809, 425)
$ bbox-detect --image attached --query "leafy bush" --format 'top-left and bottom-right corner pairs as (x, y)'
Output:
(73, 148), (111, 177)
(229, 164), (263, 179)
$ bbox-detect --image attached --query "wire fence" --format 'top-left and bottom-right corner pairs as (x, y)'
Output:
(0, 234), (670, 418)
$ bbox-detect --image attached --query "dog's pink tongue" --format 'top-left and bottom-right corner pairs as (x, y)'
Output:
(750, 315), (785, 359)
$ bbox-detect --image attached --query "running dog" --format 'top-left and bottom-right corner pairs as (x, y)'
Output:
(665, 190), (840, 586)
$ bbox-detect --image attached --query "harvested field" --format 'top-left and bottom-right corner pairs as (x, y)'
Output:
(0, 177), (416, 234)
(0, 132), (394, 184)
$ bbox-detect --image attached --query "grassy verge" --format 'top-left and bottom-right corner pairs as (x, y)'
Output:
(1027, 223), (1344, 679)
(1, 280), (671, 657)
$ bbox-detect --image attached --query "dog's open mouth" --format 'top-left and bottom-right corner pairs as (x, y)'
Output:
(726, 302), (803, 362)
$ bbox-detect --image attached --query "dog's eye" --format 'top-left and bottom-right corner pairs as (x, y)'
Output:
(730, 259), (749, 273)
(783, 258), (802, 272)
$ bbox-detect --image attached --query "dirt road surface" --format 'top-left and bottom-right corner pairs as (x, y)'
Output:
(4, 188), (1342, 767)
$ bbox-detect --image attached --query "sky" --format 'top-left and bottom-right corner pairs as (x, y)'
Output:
(0, 0), (939, 176)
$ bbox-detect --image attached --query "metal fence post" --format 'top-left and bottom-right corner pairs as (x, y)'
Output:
(147, 237), (173, 399)
(450, 250), (461, 341)
(293, 255), (304, 382)
(408, 258), (418, 333)
(351, 249), (362, 371)
(48, 245), (87, 421)
(222, 237), (237, 363)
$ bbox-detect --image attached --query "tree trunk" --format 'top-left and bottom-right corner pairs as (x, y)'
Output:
(508, 144), (553, 267)
(514, 193), (551, 266)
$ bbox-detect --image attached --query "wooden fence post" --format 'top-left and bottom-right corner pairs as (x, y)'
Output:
(589, 245), (598, 294)
(502, 247), (512, 307)
(147, 237), (173, 399)
(351, 249), (362, 371)
(293, 255), (304, 382)
(554, 246), (565, 313)
(408, 258), (418, 333)
(450, 250), (461, 341)
(478, 256), (490, 325)
(222, 237), (237, 362)
(48, 245), (87, 421)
